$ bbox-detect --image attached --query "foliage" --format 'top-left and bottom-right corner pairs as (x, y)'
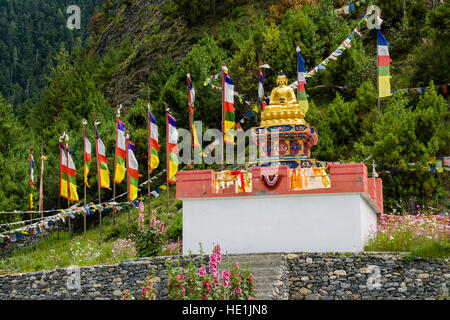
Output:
(0, 95), (36, 223)
(161, 240), (183, 256)
(163, 0), (212, 24)
(121, 289), (135, 300)
(135, 214), (166, 258)
(139, 276), (157, 300)
(69, 236), (101, 265)
(0, 0), (99, 108)
(166, 210), (183, 241)
(111, 235), (136, 260)
(103, 218), (139, 242)
(355, 82), (449, 212)
(410, 4), (450, 86)
(0, 0), (448, 222)
(166, 244), (255, 300)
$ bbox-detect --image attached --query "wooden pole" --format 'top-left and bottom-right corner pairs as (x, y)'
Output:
(30, 148), (33, 222)
(94, 120), (102, 241)
(112, 115), (118, 227)
(68, 212), (71, 240)
(189, 111), (193, 169)
(187, 73), (194, 170)
(147, 101), (152, 225)
(166, 109), (170, 215)
(82, 120), (87, 240)
(376, 39), (381, 120)
(167, 180), (170, 215)
(125, 130), (131, 224)
(221, 65), (225, 170)
(65, 138), (71, 241)
(39, 153), (46, 239)
(57, 196), (60, 240)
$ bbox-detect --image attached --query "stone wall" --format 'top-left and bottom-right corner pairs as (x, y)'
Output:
(285, 252), (449, 300)
(0, 253), (448, 300)
(0, 255), (206, 300)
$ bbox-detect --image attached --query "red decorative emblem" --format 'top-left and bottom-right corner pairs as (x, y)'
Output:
(261, 174), (281, 189)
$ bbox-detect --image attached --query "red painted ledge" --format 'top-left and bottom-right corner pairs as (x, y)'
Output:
(176, 163), (383, 213)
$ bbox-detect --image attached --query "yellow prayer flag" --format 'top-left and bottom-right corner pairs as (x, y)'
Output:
(378, 75), (392, 98)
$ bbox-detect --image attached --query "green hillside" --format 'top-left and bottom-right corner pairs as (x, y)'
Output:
(0, 0), (102, 110)
(0, 0), (448, 225)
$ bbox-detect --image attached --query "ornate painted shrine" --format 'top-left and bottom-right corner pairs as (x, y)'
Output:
(247, 72), (322, 169)
(176, 70), (383, 255)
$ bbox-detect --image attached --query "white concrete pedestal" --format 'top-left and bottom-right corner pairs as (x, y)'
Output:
(182, 192), (379, 255)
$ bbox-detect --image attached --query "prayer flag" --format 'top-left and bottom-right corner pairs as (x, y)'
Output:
(186, 74), (203, 157)
(223, 70), (235, 145)
(126, 140), (139, 201)
(30, 152), (34, 209)
(66, 144), (79, 201)
(297, 47), (309, 115)
(377, 29), (392, 97)
(258, 69), (264, 102)
(95, 128), (110, 189)
(114, 119), (127, 184)
(167, 112), (179, 183)
(149, 110), (160, 173)
(83, 125), (91, 187)
(59, 142), (69, 199)
(187, 73), (195, 117)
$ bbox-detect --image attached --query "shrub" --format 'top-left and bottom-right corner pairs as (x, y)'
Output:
(103, 214), (139, 241)
(166, 210), (182, 240)
(121, 289), (135, 300)
(140, 276), (157, 300)
(135, 205), (166, 257)
(161, 240), (183, 256)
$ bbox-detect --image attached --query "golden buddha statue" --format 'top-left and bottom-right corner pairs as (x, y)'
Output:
(260, 71), (306, 127)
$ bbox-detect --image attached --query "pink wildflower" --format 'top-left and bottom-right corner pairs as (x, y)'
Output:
(198, 266), (206, 277)
(203, 281), (212, 293)
(222, 268), (230, 288)
(233, 287), (242, 296)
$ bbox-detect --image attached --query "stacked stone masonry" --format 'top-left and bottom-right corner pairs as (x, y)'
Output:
(0, 252), (448, 300)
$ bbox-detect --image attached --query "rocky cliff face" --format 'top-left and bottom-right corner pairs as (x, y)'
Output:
(95, 0), (191, 108)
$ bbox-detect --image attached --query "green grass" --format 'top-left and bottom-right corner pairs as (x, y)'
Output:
(0, 209), (138, 274)
(0, 191), (182, 274)
(405, 238), (450, 260)
(365, 235), (450, 260)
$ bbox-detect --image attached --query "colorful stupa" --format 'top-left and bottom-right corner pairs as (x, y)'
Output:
(177, 66), (383, 256)
(247, 72), (321, 169)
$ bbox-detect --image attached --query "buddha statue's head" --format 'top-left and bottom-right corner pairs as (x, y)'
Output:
(276, 71), (288, 87)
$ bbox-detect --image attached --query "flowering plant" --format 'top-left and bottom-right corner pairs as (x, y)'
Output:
(111, 235), (136, 261)
(166, 244), (255, 300)
(140, 276), (157, 300)
(135, 208), (166, 257)
(161, 240), (183, 256)
(122, 289), (135, 300)
(69, 236), (100, 265)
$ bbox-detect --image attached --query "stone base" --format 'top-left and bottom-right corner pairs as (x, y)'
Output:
(177, 163), (383, 255)
(182, 192), (378, 255)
